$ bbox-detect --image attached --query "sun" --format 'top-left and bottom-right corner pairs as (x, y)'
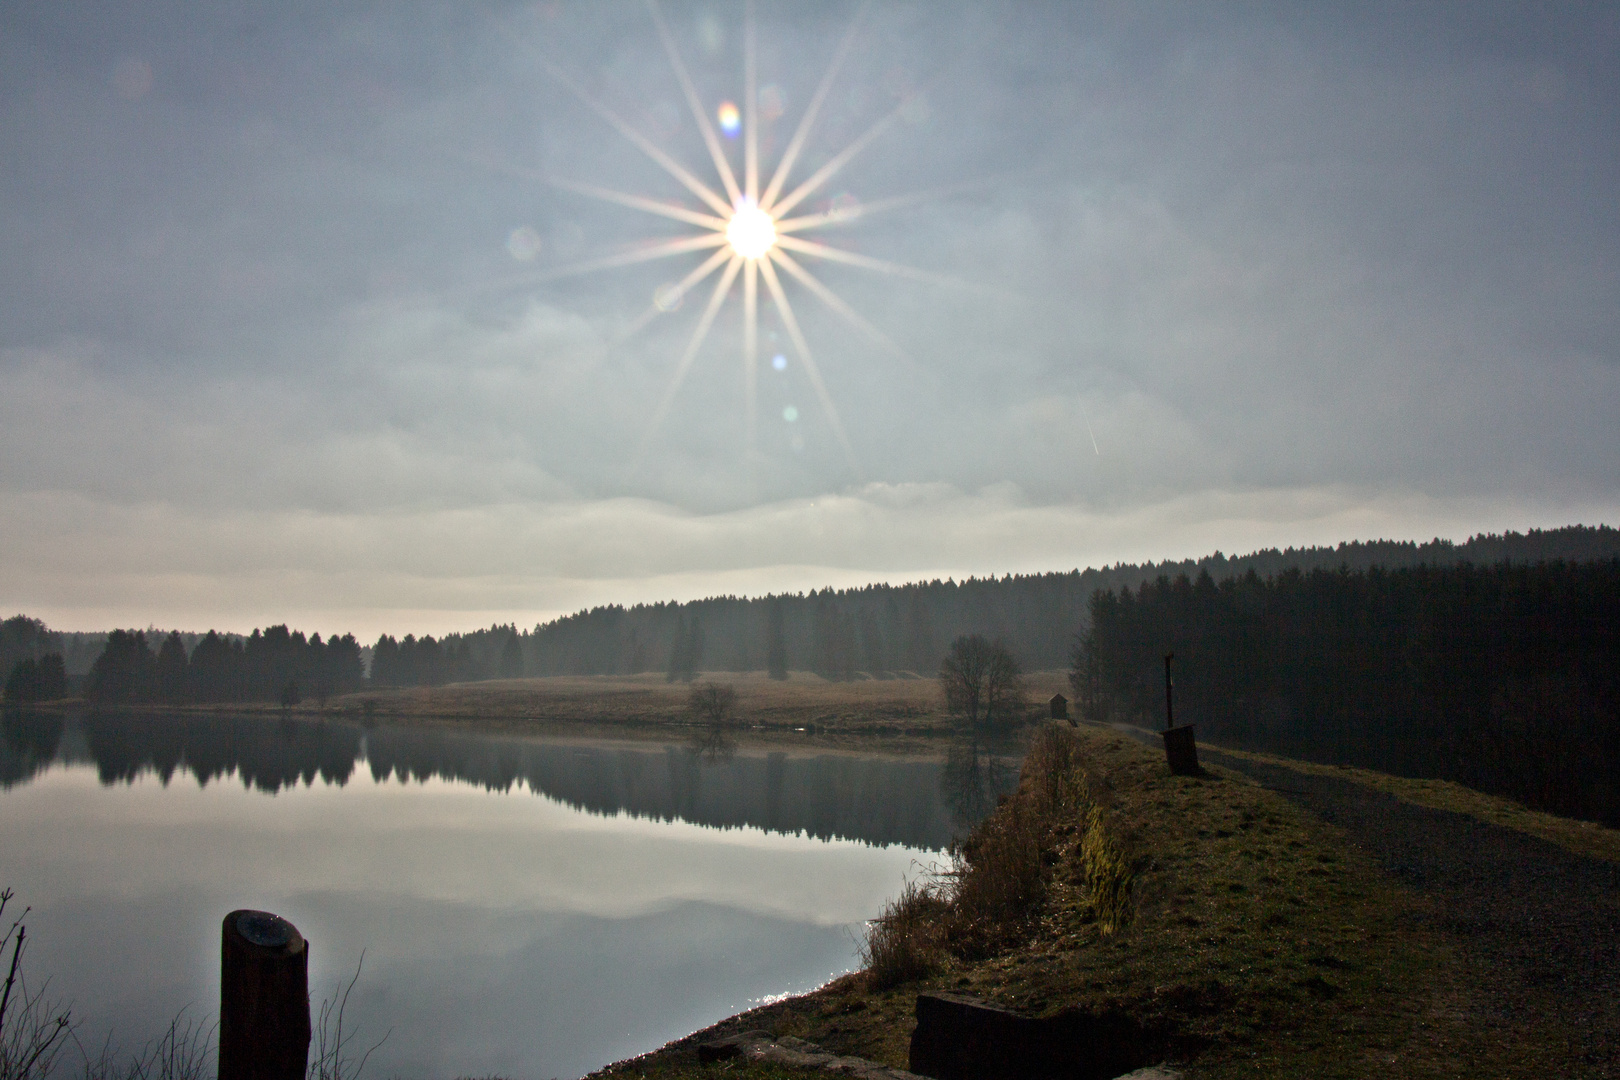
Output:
(725, 200), (777, 261)
(504, 1), (943, 475)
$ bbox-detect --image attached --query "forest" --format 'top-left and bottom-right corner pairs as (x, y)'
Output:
(5, 525), (1620, 715)
(79, 626), (365, 706)
(440, 524), (1620, 680)
(1074, 559), (1620, 826)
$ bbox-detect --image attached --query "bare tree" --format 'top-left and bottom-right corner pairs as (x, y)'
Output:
(687, 682), (737, 726)
(686, 682), (739, 761)
(939, 635), (1025, 731)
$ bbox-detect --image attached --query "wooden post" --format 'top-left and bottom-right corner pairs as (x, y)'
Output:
(1160, 653), (1199, 775)
(220, 910), (310, 1080)
(1163, 653), (1174, 732)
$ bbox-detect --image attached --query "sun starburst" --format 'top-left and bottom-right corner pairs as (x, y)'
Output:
(502, 0), (946, 477)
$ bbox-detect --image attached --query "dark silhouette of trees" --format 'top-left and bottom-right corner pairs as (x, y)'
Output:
(490, 526), (1620, 680)
(86, 630), (157, 703)
(4, 654), (67, 704)
(156, 631), (188, 702)
(51, 526), (1620, 713)
(858, 610), (886, 676)
(371, 636), (400, 685)
(189, 630), (243, 701)
(666, 615), (703, 683)
(369, 633), (454, 687)
(81, 625), (362, 706)
(766, 602), (788, 680)
(499, 633), (525, 679)
(939, 635), (1025, 732)
(1074, 560), (1620, 825)
(812, 596), (856, 680)
(322, 633), (365, 700)
(0, 616), (61, 683)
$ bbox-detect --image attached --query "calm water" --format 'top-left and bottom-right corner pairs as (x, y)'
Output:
(0, 711), (1015, 1079)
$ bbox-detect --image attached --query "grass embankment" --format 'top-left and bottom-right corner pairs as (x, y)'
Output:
(597, 723), (1576, 1080)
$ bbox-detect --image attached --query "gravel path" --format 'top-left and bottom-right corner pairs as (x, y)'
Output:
(1190, 743), (1620, 1075)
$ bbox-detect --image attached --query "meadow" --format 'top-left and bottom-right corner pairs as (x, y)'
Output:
(309, 670), (1077, 749)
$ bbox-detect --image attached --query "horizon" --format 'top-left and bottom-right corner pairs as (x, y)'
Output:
(4, 2), (1617, 639)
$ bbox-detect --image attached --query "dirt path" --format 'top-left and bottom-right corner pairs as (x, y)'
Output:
(1188, 744), (1620, 1076)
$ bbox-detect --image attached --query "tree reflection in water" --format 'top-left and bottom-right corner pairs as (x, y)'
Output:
(941, 736), (1021, 831)
(1, 709), (64, 787)
(0, 711), (1003, 850)
(687, 723), (737, 763)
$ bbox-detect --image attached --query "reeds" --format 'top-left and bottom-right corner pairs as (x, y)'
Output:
(859, 879), (950, 990)
(860, 725), (1136, 986)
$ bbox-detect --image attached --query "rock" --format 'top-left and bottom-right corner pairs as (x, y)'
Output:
(696, 1030), (773, 1063)
(694, 1031), (932, 1080)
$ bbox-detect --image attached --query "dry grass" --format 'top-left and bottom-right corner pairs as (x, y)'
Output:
(322, 671), (956, 732)
(84, 670), (1080, 755)
(217, 670), (1076, 757)
(859, 726), (1123, 987)
(859, 879), (950, 991)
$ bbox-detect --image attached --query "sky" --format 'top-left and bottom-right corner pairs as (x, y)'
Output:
(2, 0), (1617, 638)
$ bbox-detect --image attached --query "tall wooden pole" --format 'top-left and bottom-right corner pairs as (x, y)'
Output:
(1163, 653), (1175, 732)
(220, 910), (310, 1080)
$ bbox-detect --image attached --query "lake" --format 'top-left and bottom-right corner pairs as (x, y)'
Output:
(0, 710), (1016, 1079)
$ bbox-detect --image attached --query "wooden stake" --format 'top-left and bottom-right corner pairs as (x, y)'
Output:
(1163, 652), (1174, 732)
(220, 910), (310, 1080)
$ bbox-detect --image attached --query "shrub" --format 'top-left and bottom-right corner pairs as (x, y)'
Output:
(860, 879), (949, 990)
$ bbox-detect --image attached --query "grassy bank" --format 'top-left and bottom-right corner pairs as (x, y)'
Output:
(597, 722), (1595, 1079)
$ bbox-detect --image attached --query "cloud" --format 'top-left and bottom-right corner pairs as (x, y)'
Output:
(0, 1), (1616, 631)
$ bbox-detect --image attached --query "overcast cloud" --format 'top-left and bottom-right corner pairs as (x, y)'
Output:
(2, 1), (1616, 635)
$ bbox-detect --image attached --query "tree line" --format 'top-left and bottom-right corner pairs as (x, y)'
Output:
(451, 525), (1620, 681)
(82, 626), (365, 706)
(369, 630), (526, 687)
(8, 524), (1620, 707)
(1072, 559), (1620, 826)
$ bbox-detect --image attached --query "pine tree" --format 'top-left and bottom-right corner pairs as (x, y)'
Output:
(766, 602), (788, 680)
(156, 631), (189, 703)
(499, 632), (525, 679)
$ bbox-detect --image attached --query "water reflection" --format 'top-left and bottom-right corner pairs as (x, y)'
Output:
(686, 721), (737, 763)
(1, 710), (63, 785)
(0, 711), (1023, 1079)
(1, 711), (1018, 851)
(942, 736), (1021, 831)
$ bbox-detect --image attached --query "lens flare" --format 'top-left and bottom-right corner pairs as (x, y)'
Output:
(527, 2), (932, 477)
(726, 200), (776, 260)
(505, 225), (543, 261)
(653, 282), (685, 312)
